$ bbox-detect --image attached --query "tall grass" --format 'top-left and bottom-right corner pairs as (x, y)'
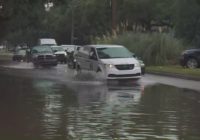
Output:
(93, 32), (186, 66)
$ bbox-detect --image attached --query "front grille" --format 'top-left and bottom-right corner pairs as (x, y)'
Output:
(56, 54), (65, 58)
(115, 64), (134, 70)
(108, 73), (141, 78)
(56, 54), (65, 61)
(38, 55), (55, 60)
(38, 55), (44, 60)
(46, 55), (54, 59)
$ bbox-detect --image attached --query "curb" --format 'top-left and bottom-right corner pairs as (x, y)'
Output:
(146, 71), (200, 81)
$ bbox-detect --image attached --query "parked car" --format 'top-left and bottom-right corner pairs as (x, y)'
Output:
(75, 45), (141, 80)
(12, 49), (26, 61)
(61, 45), (76, 53)
(51, 46), (67, 63)
(38, 38), (57, 46)
(180, 48), (200, 68)
(31, 45), (57, 67)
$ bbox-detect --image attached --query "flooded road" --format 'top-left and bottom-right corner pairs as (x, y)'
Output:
(0, 62), (200, 140)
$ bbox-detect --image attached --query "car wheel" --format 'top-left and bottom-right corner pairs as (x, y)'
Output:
(96, 67), (106, 80)
(33, 62), (39, 68)
(53, 63), (58, 66)
(186, 58), (198, 69)
(74, 64), (81, 77)
(76, 65), (81, 73)
(68, 61), (72, 68)
(141, 68), (145, 75)
(73, 62), (76, 69)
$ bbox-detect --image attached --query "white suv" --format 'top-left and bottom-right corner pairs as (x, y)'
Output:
(75, 45), (141, 80)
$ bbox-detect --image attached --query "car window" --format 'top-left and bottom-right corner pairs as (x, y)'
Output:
(89, 48), (97, 60)
(32, 46), (53, 54)
(52, 46), (64, 52)
(97, 47), (133, 59)
(16, 50), (26, 55)
(78, 46), (90, 58)
(62, 45), (75, 52)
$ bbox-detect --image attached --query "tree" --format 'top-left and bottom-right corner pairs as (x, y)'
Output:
(0, 0), (46, 46)
(117, 0), (174, 32)
(174, 0), (200, 47)
(43, 0), (111, 44)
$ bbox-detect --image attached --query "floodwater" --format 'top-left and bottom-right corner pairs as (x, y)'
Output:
(0, 63), (200, 140)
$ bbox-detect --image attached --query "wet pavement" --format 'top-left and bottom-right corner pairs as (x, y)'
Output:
(0, 62), (200, 140)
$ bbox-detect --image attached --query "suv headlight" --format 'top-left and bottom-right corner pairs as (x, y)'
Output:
(105, 64), (114, 69)
(135, 62), (140, 67)
(138, 60), (145, 67)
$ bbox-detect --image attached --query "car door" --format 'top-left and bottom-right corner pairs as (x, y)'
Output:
(89, 48), (99, 72)
(78, 46), (91, 70)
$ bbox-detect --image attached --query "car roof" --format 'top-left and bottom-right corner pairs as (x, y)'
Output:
(39, 38), (57, 45)
(86, 45), (124, 48)
(61, 45), (76, 47)
(51, 45), (62, 48)
(33, 45), (50, 48)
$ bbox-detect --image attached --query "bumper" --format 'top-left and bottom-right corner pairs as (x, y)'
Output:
(13, 55), (25, 61)
(105, 67), (142, 80)
(141, 66), (145, 74)
(56, 54), (67, 62)
(35, 59), (57, 66)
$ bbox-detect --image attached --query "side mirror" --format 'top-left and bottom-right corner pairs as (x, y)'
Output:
(31, 50), (38, 54)
(132, 54), (136, 58)
(89, 53), (97, 60)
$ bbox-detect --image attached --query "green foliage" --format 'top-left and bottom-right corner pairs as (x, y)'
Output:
(174, 0), (200, 47)
(37, 0), (111, 44)
(1, 0), (46, 46)
(147, 65), (200, 79)
(117, 0), (174, 31)
(0, 0), (199, 49)
(94, 32), (185, 66)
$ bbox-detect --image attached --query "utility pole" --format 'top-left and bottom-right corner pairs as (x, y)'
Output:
(111, 0), (117, 31)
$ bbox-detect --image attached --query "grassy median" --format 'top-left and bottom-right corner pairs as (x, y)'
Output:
(146, 65), (200, 79)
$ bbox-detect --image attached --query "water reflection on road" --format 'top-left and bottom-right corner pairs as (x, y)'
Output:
(0, 64), (200, 140)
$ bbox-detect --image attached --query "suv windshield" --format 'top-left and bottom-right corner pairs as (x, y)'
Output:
(52, 46), (64, 52)
(32, 46), (53, 54)
(97, 47), (133, 59)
